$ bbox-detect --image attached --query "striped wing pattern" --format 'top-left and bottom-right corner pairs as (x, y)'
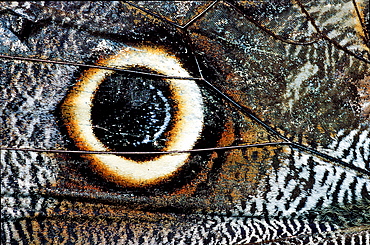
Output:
(1, 1), (369, 244)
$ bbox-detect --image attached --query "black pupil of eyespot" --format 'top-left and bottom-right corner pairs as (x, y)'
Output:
(91, 72), (174, 160)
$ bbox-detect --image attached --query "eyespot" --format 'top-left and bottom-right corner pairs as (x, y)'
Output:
(61, 46), (204, 188)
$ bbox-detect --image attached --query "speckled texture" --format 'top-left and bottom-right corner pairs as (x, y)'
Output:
(1, 1), (369, 244)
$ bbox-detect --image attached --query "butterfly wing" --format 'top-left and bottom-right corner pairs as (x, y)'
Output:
(1, 1), (369, 244)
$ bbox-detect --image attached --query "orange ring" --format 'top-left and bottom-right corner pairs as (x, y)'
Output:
(61, 46), (204, 187)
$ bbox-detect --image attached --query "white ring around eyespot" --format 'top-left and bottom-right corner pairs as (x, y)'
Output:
(61, 46), (204, 187)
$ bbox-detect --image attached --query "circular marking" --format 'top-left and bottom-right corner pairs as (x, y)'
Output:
(62, 46), (204, 187)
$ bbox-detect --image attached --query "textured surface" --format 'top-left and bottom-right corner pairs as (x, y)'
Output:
(1, 1), (369, 244)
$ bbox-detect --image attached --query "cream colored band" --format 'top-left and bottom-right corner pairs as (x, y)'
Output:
(62, 46), (204, 187)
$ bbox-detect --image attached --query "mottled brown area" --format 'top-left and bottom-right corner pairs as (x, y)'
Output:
(358, 75), (370, 120)
(188, 1), (369, 147)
